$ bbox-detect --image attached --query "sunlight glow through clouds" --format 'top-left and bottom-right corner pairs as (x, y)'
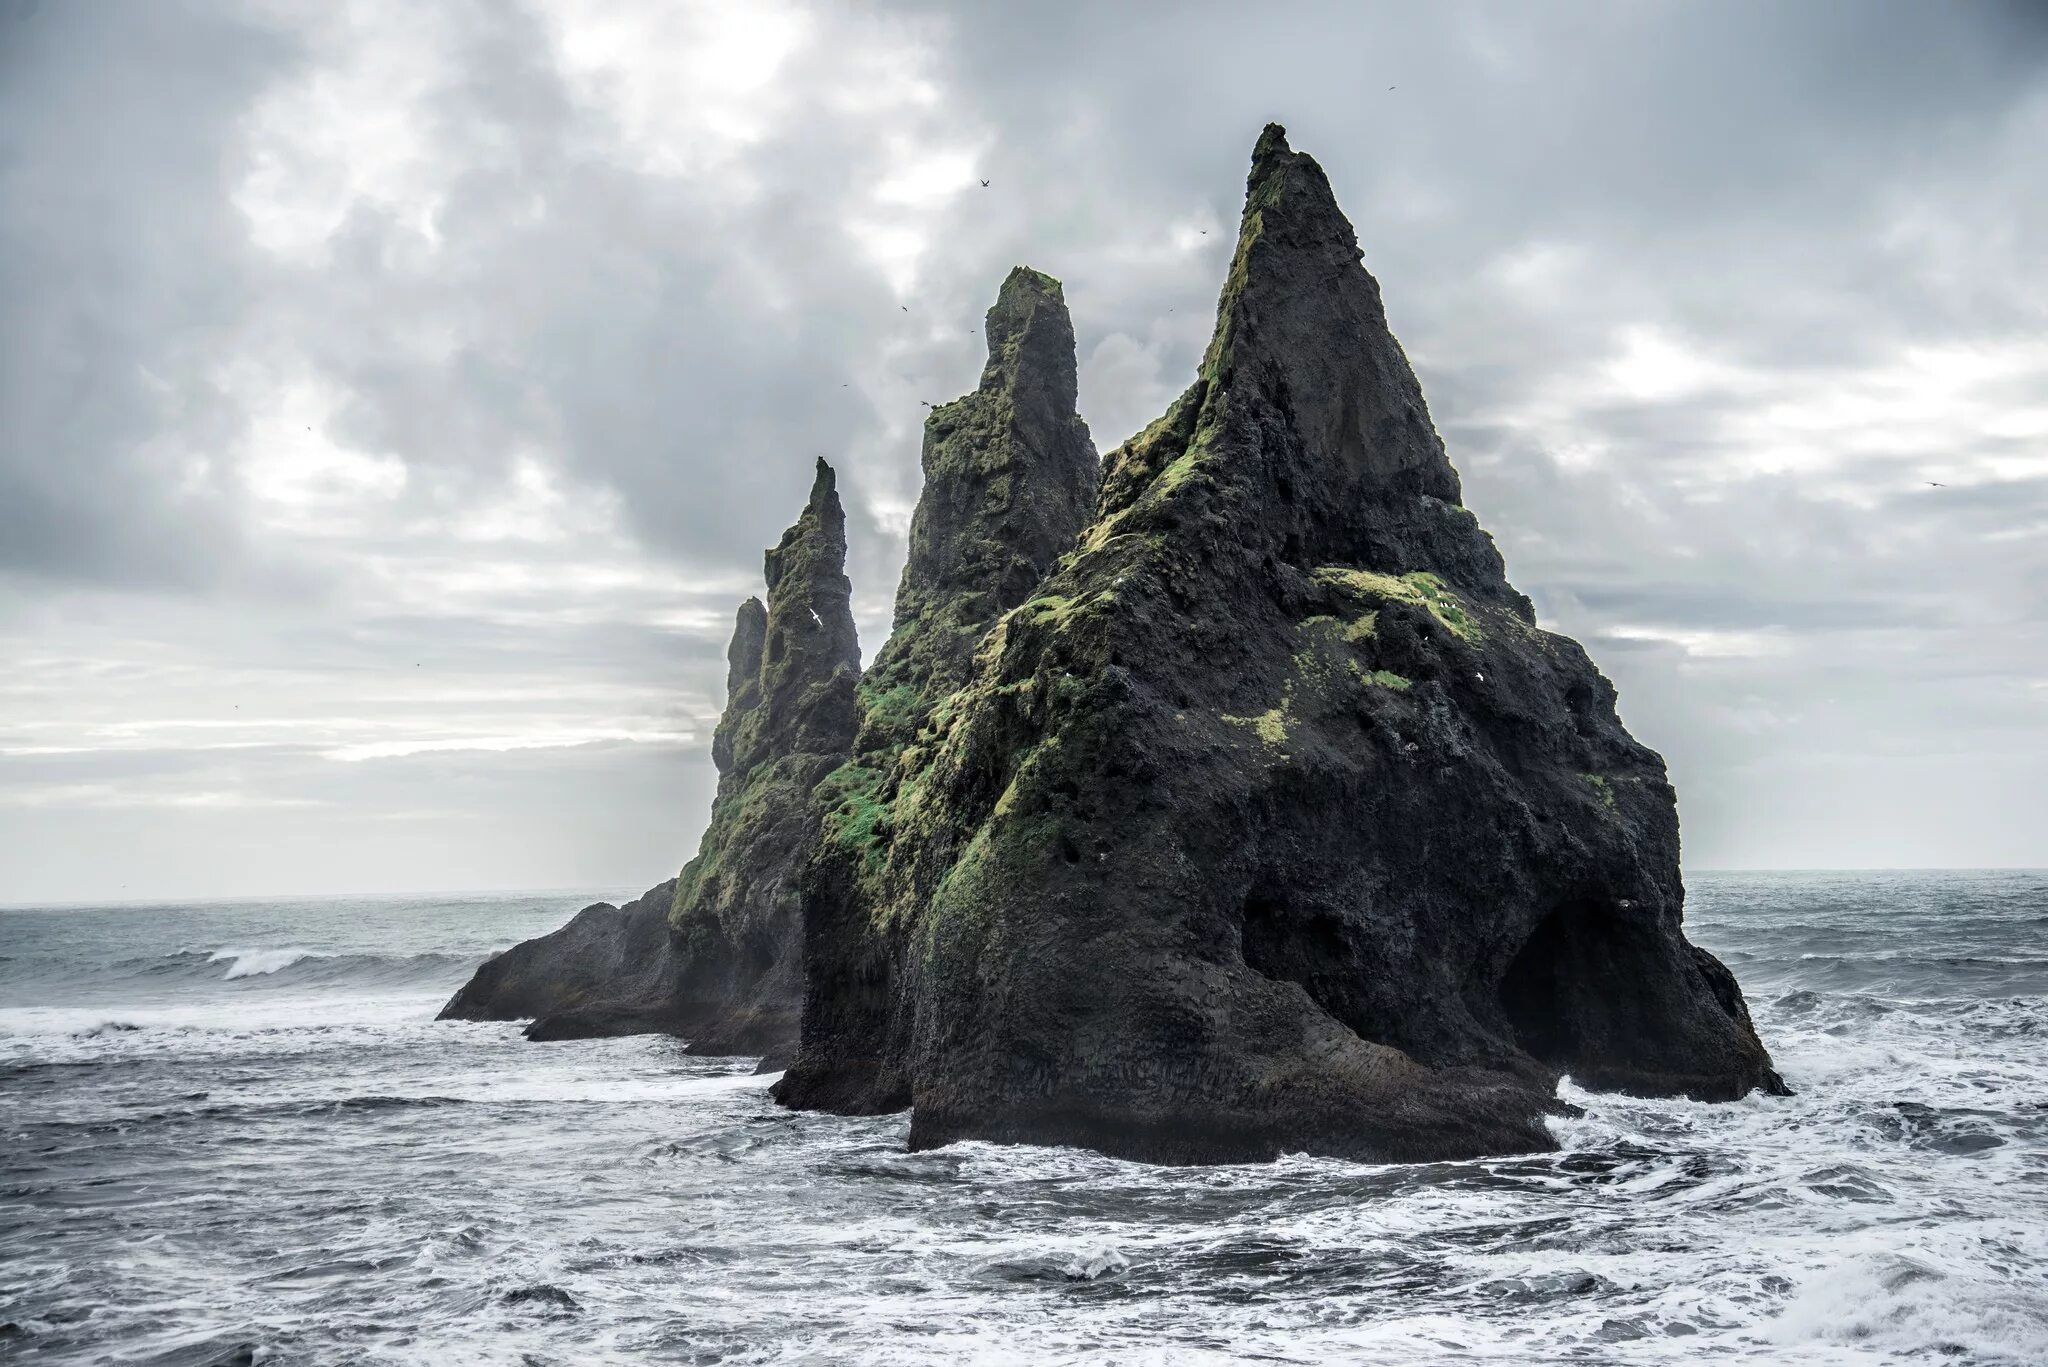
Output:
(1601, 326), (1748, 403)
(545, 0), (810, 181)
(322, 728), (691, 763)
(238, 378), (408, 526)
(235, 1), (453, 260)
(1604, 625), (1790, 660)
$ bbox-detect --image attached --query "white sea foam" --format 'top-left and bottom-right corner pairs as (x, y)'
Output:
(208, 946), (321, 979)
(1060, 1244), (1131, 1281)
(3, 874), (2044, 1364)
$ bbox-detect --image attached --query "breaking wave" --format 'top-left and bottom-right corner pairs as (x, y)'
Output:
(0, 944), (484, 1002)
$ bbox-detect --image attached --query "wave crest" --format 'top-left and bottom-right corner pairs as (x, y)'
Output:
(208, 947), (322, 979)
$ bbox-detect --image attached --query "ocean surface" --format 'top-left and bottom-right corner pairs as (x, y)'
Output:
(2, 871), (2045, 1366)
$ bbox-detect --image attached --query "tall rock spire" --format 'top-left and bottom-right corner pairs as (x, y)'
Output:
(778, 267), (1099, 1113)
(436, 465), (861, 1049)
(664, 458), (861, 1055)
(778, 127), (1781, 1162)
(874, 266), (1098, 733)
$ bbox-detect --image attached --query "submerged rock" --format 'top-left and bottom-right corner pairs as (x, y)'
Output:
(438, 463), (861, 1051)
(775, 125), (1782, 1163)
(788, 266), (1099, 1111)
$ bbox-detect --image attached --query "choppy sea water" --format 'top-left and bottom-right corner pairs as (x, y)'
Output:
(2, 872), (2045, 1366)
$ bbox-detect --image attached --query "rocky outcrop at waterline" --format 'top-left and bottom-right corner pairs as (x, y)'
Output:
(438, 462), (862, 1049)
(773, 125), (1784, 1163)
(436, 880), (679, 1040)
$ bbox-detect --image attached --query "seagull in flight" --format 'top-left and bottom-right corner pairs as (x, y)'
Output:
(979, 178), (990, 188)
(1927, 481), (1946, 487)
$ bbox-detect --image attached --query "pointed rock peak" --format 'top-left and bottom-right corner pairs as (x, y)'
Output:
(1212, 126), (1358, 358)
(1241, 123), (1350, 247)
(986, 264), (1065, 342)
(1248, 121), (1294, 179)
(767, 459), (850, 602)
(664, 471), (861, 1058)
(976, 265), (1078, 414)
(759, 459), (861, 735)
(893, 268), (1095, 629)
(808, 455), (837, 506)
(1175, 123), (1464, 533)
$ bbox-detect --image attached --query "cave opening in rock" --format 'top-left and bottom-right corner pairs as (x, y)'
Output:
(1498, 897), (1615, 1066)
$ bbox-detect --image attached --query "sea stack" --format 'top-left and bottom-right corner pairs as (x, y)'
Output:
(661, 458), (862, 1055)
(438, 462), (861, 1050)
(790, 266), (1099, 1110)
(775, 125), (1782, 1163)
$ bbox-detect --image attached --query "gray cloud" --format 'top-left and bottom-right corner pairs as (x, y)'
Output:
(0, 1), (293, 587)
(2, 0), (2044, 898)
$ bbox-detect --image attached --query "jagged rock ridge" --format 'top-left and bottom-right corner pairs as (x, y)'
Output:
(775, 125), (1783, 1163)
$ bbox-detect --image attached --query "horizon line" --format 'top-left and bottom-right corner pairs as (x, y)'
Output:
(4, 865), (2047, 911)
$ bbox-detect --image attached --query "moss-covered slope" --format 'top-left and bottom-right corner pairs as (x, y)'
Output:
(663, 458), (862, 1055)
(785, 267), (1099, 1110)
(775, 126), (1782, 1163)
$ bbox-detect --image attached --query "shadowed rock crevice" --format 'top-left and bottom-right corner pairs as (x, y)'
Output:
(776, 125), (1781, 1164)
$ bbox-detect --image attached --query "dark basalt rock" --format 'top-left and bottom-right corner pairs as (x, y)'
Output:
(439, 463), (861, 1052)
(785, 267), (1099, 1112)
(437, 880), (681, 1037)
(665, 458), (861, 1055)
(775, 125), (1783, 1164)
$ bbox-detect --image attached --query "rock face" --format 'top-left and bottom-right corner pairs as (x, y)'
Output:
(775, 125), (1783, 1163)
(438, 462), (860, 1050)
(787, 266), (1099, 1111)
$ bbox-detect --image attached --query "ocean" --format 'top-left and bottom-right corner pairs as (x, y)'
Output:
(2, 871), (2044, 1365)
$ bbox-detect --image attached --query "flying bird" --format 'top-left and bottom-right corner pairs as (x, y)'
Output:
(979, 178), (990, 188)
(1928, 481), (1946, 487)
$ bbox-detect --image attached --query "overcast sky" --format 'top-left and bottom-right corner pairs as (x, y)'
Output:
(3, 0), (2044, 902)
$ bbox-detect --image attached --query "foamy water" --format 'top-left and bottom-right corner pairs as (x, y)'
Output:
(2, 873), (2044, 1364)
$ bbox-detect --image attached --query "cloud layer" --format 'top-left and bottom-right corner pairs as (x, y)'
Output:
(3, 0), (2044, 899)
